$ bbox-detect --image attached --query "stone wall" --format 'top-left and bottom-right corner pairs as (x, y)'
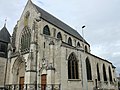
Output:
(0, 57), (7, 87)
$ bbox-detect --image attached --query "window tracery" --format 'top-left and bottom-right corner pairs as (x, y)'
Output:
(68, 52), (79, 79)
(21, 27), (31, 52)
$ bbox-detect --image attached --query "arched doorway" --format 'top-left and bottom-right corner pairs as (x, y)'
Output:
(12, 57), (25, 90)
(18, 62), (25, 90)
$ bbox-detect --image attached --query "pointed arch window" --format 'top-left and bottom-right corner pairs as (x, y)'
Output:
(86, 58), (92, 80)
(85, 46), (88, 52)
(77, 42), (80, 47)
(43, 25), (50, 35)
(97, 63), (100, 81)
(57, 32), (62, 40)
(68, 37), (72, 46)
(21, 27), (31, 52)
(68, 52), (79, 79)
(103, 64), (107, 81)
(109, 66), (112, 82)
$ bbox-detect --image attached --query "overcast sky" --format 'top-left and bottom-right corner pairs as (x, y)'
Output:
(0, 0), (120, 75)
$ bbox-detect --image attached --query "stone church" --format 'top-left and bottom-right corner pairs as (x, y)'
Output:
(0, 0), (118, 90)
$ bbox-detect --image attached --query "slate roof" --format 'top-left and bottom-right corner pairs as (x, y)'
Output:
(0, 26), (11, 43)
(33, 4), (89, 45)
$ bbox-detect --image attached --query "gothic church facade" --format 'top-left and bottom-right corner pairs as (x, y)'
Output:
(1, 0), (118, 90)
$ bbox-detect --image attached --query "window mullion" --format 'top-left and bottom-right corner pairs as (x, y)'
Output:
(70, 60), (72, 79)
(74, 61), (76, 79)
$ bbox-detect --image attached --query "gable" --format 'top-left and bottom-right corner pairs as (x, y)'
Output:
(13, 0), (39, 51)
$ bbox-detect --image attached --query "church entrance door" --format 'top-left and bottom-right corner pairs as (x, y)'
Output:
(19, 77), (24, 90)
(41, 74), (47, 90)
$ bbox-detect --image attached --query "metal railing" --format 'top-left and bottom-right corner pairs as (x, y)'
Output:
(4, 84), (61, 90)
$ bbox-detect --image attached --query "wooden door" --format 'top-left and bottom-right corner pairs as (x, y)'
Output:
(41, 74), (47, 90)
(19, 77), (24, 90)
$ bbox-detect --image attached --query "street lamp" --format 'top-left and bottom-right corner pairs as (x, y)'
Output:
(82, 25), (85, 52)
(81, 25), (88, 90)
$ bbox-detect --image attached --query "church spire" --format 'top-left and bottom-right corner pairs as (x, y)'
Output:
(4, 18), (7, 27)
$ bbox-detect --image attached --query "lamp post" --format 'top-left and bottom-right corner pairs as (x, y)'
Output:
(81, 25), (85, 88)
(81, 25), (88, 90)
(82, 25), (85, 52)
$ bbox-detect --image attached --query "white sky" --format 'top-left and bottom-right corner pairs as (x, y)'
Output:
(0, 0), (120, 75)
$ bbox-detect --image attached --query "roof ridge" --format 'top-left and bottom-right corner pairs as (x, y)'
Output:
(33, 4), (89, 45)
(34, 4), (77, 32)
(34, 5), (71, 27)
